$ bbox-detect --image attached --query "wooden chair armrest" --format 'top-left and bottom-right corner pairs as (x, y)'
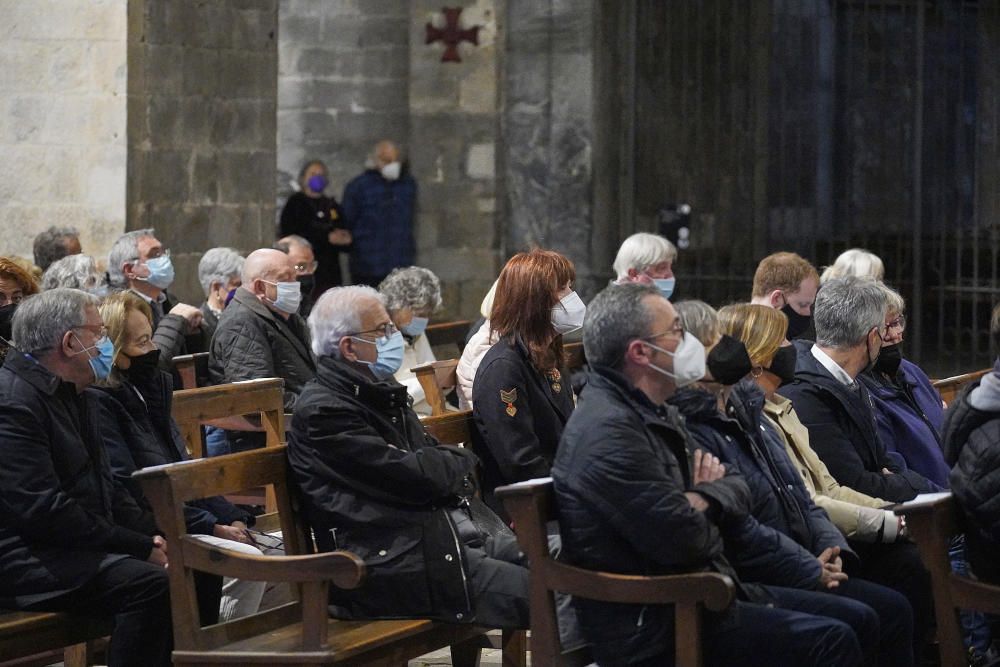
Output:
(893, 492), (953, 518)
(180, 536), (365, 589)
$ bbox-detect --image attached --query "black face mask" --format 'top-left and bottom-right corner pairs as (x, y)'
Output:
(0, 303), (16, 343)
(781, 303), (813, 340)
(767, 345), (798, 386)
(123, 348), (160, 378)
(298, 274), (316, 297)
(874, 342), (902, 377)
(707, 334), (753, 386)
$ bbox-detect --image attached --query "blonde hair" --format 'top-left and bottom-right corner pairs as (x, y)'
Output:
(99, 291), (153, 384)
(820, 248), (885, 284)
(717, 303), (788, 368)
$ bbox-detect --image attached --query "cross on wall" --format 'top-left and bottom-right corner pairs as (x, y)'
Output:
(425, 7), (481, 63)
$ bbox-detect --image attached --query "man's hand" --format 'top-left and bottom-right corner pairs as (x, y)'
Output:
(816, 546), (847, 589)
(691, 449), (726, 485)
(148, 535), (169, 568)
(328, 229), (352, 246)
(684, 491), (710, 512)
(169, 303), (203, 332)
(213, 523), (253, 545)
(881, 467), (895, 476)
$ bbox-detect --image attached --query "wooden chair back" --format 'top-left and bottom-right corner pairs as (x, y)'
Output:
(564, 342), (586, 372)
(933, 368), (990, 406)
(896, 494), (1000, 667)
(172, 352), (210, 389)
(422, 409), (474, 446)
(497, 478), (736, 667)
(412, 359), (459, 416)
(425, 320), (472, 358)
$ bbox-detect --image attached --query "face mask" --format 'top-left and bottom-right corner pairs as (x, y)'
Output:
(73, 333), (114, 382)
(706, 334), (753, 385)
(766, 345), (798, 386)
(263, 280), (302, 315)
(401, 316), (428, 338)
(650, 277), (676, 300)
(645, 331), (706, 389)
(874, 342), (903, 376)
(781, 303), (812, 340)
(225, 288), (237, 307)
(138, 255), (175, 290)
(352, 330), (405, 380)
(381, 161), (402, 181)
(87, 284), (109, 299)
(0, 303), (16, 342)
(307, 174), (327, 193)
(297, 274), (315, 297)
(551, 291), (586, 335)
(862, 329), (882, 374)
(121, 348), (160, 377)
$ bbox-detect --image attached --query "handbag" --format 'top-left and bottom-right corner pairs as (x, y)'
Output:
(448, 495), (515, 550)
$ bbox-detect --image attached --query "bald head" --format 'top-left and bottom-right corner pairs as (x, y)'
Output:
(243, 248), (294, 284)
(375, 140), (400, 167)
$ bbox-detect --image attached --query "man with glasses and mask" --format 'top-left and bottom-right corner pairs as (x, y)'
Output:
(275, 235), (318, 317)
(209, 249), (316, 454)
(0, 288), (172, 667)
(286, 285), (529, 629)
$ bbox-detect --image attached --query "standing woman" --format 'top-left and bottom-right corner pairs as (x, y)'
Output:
(279, 159), (352, 296)
(472, 249), (583, 518)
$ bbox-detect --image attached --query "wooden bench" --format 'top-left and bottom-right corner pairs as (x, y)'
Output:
(895, 493), (1000, 667)
(412, 359), (460, 416)
(932, 368), (990, 406)
(425, 320), (472, 358)
(497, 478), (736, 667)
(134, 445), (507, 666)
(173, 352), (211, 390)
(0, 612), (111, 666)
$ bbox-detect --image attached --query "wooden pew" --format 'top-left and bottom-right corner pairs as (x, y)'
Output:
(134, 446), (507, 666)
(422, 408), (473, 446)
(497, 478), (736, 667)
(0, 612), (111, 667)
(896, 494), (1000, 667)
(425, 320), (472, 358)
(412, 359), (460, 416)
(932, 368), (990, 406)
(172, 352), (210, 390)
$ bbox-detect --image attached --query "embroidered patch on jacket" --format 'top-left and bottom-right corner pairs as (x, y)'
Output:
(500, 388), (518, 417)
(545, 368), (562, 394)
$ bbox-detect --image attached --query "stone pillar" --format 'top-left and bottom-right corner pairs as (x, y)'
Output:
(127, 0), (278, 304)
(0, 0), (128, 262)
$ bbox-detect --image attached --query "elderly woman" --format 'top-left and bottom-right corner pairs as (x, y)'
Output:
(197, 247), (244, 343)
(93, 291), (266, 623)
(821, 248), (885, 284)
(612, 232), (678, 299)
(41, 254), (107, 295)
(378, 266), (442, 415)
(0, 257), (40, 363)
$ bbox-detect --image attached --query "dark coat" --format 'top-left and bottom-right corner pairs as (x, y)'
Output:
(860, 359), (949, 488)
(146, 290), (205, 373)
(278, 192), (347, 293)
(93, 366), (251, 535)
(472, 336), (574, 518)
(199, 302), (220, 347)
(780, 341), (937, 502)
(287, 356), (481, 623)
(0, 352), (157, 608)
(552, 366), (753, 665)
(341, 169), (416, 279)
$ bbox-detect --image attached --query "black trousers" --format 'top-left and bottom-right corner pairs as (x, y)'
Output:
(25, 557), (172, 667)
(464, 532), (530, 630)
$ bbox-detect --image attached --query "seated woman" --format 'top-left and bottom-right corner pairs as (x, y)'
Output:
(859, 284), (948, 488)
(93, 291), (266, 623)
(612, 231), (678, 299)
(820, 248), (885, 284)
(40, 254), (109, 296)
(0, 257), (39, 364)
(471, 249), (582, 518)
(378, 266), (443, 416)
(458, 280), (497, 409)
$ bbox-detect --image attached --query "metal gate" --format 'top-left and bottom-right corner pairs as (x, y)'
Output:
(632, 0), (1000, 376)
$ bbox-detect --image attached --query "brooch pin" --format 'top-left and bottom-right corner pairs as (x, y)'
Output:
(500, 388), (518, 417)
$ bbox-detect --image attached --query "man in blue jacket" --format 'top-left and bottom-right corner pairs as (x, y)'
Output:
(342, 140), (417, 288)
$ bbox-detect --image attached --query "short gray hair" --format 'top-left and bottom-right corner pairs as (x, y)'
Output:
(308, 285), (384, 357)
(274, 235), (312, 253)
(198, 247), (244, 296)
(674, 300), (720, 347)
(33, 226), (80, 272)
(12, 288), (99, 355)
(813, 276), (888, 349)
(107, 228), (155, 288)
(879, 282), (905, 318)
(583, 283), (660, 370)
(612, 233), (678, 281)
(41, 255), (102, 291)
(379, 266), (442, 314)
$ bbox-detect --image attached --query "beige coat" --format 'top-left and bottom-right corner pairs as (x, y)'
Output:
(764, 394), (898, 542)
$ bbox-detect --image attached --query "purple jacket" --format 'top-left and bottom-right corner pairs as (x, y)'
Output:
(860, 359), (949, 489)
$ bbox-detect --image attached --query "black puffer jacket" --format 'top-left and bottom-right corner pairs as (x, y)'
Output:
(552, 366), (752, 666)
(288, 356), (481, 623)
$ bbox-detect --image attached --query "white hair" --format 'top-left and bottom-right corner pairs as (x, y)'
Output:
(107, 228), (155, 288)
(308, 285), (384, 357)
(198, 247), (244, 296)
(820, 248), (885, 284)
(13, 288), (99, 355)
(612, 232), (678, 280)
(41, 254), (102, 291)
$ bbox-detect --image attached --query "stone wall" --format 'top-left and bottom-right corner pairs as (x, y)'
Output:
(127, 0), (278, 304)
(0, 0), (128, 262)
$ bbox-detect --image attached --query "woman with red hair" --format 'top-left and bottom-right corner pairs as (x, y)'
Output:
(0, 257), (40, 363)
(471, 249), (585, 518)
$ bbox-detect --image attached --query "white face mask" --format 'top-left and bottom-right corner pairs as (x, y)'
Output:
(644, 331), (706, 388)
(381, 161), (402, 181)
(262, 280), (302, 315)
(551, 291), (586, 335)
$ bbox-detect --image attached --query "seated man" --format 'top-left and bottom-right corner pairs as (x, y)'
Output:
(0, 288), (171, 667)
(750, 251), (820, 340)
(553, 283), (862, 666)
(107, 228), (203, 370)
(274, 235), (318, 317)
(287, 286), (528, 629)
(209, 248), (315, 453)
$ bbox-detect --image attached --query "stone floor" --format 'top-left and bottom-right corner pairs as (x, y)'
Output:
(409, 646), (509, 666)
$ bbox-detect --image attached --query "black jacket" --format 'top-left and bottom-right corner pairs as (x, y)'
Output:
(781, 341), (936, 502)
(287, 356), (482, 623)
(0, 352), (157, 608)
(144, 290), (205, 373)
(94, 365), (251, 535)
(279, 192), (347, 294)
(552, 366), (752, 665)
(472, 336), (574, 518)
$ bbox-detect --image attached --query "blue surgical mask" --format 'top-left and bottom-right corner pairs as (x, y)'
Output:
(263, 280), (303, 315)
(73, 333), (115, 382)
(307, 174), (327, 193)
(352, 330), (405, 380)
(651, 277), (675, 300)
(400, 316), (428, 338)
(140, 255), (175, 290)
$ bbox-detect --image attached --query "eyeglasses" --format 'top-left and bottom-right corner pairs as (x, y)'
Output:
(886, 315), (906, 333)
(73, 324), (109, 339)
(141, 248), (170, 261)
(293, 261), (318, 274)
(348, 322), (398, 339)
(644, 324), (685, 341)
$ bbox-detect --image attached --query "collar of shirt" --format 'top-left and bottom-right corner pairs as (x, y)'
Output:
(129, 288), (166, 305)
(810, 344), (855, 387)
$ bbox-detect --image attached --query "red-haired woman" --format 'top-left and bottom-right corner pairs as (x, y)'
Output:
(472, 249), (585, 518)
(0, 257), (40, 363)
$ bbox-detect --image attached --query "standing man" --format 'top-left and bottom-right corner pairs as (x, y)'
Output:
(342, 140), (417, 287)
(33, 226), (82, 272)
